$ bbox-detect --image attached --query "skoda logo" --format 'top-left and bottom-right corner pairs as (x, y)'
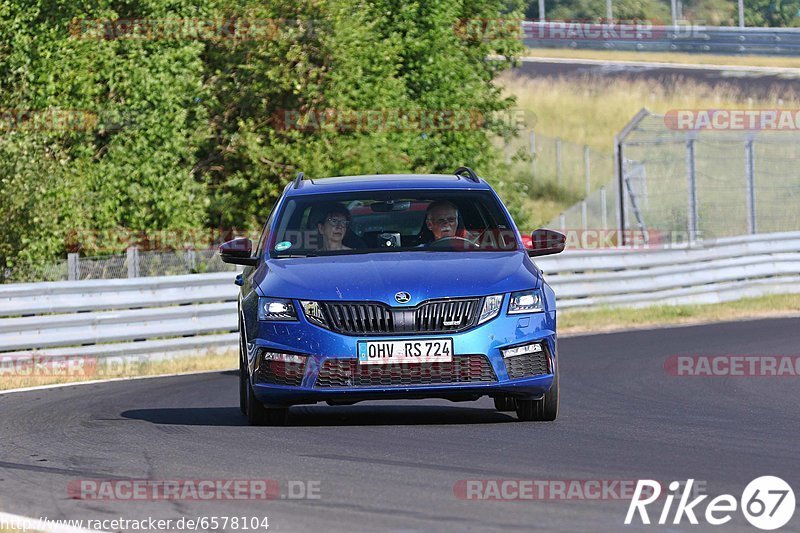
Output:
(394, 292), (411, 304)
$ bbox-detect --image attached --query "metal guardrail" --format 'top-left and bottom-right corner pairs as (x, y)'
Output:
(521, 21), (800, 55)
(535, 231), (800, 308)
(1, 231), (798, 359)
(0, 272), (239, 359)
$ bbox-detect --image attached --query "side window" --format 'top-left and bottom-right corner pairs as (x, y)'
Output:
(255, 205), (278, 256)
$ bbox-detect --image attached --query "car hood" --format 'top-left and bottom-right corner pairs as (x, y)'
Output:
(255, 251), (540, 305)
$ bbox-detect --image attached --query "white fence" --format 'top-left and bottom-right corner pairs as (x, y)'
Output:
(1, 232), (798, 359)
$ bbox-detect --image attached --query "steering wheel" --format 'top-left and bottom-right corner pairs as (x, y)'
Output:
(427, 236), (479, 250)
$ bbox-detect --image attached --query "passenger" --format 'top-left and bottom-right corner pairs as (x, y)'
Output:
(317, 206), (353, 251)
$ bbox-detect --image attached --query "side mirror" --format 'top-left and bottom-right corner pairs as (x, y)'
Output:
(525, 229), (566, 257)
(219, 238), (259, 266)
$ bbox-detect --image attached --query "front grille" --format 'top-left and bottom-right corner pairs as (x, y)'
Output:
(319, 298), (480, 336)
(504, 350), (549, 380)
(323, 302), (394, 334)
(315, 355), (496, 388)
(256, 359), (306, 386)
(415, 299), (480, 333)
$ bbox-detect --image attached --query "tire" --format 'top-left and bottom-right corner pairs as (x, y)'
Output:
(516, 369), (559, 422)
(238, 332), (247, 415)
(493, 395), (516, 411)
(246, 379), (288, 426)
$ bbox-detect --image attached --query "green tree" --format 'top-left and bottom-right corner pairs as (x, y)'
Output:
(200, 0), (524, 229)
(745, 0), (800, 26)
(0, 0), (210, 276)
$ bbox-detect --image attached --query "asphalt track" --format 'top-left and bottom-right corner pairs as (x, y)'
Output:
(1, 317), (798, 532)
(511, 57), (800, 98)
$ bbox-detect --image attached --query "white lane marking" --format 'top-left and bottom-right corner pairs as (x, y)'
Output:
(516, 55), (800, 75)
(0, 368), (235, 396)
(0, 511), (108, 533)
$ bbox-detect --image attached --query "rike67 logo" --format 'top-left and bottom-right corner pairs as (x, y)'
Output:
(625, 477), (795, 530)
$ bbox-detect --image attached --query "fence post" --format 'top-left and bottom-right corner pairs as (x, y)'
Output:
(738, 0), (745, 28)
(745, 138), (757, 235)
(559, 213), (566, 233)
(583, 145), (591, 196)
(600, 186), (608, 230)
(529, 131), (537, 178)
(580, 200), (588, 231)
(555, 137), (562, 187)
(127, 247), (140, 278)
(615, 135), (627, 244)
(187, 249), (197, 272)
(68, 253), (79, 281)
(539, 0), (545, 21)
(686, 136), (698, 242)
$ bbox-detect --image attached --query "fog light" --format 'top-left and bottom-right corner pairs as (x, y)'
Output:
(501, 343), (542, 359)
(261, 351), (306, 365)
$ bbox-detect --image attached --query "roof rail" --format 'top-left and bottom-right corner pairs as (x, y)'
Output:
(454, 166), (480, 183)
(292, 171), (305, 189)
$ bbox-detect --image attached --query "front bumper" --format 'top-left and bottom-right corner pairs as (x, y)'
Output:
(247, 310), (557, 407)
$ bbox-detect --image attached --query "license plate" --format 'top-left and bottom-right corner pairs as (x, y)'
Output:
(357, 339), (453, 365)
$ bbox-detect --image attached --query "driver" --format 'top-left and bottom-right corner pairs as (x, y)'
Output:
(425, 201), (461, 241)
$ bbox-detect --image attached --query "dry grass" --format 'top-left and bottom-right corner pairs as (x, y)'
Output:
(0, 349), (236, 391)
(524, 48), (800, 69)
(559, 293), (800, 335)
(499, 74), (800, 150)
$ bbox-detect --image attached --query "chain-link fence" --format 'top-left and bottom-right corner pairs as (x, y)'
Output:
(550, 183), (621, 233)
(617, 110), (800, 240)
(543, 109), (800, 241)
(2, 248), (236, 284)
(503, 130), (615, 198)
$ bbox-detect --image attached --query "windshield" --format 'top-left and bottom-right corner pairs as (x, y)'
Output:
(269, 190), (519, 257)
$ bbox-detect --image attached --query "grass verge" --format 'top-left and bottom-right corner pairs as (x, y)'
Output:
(523, 48), (800, 69)
(559, 293), (800, 335)
(0, 349), (236, 392)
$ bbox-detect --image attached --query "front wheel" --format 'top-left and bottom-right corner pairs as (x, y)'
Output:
(516, 370), (559, 422)
(246, 379), (288, 426)
(239, 334), (247, 415)
(493, 396), (516, 411)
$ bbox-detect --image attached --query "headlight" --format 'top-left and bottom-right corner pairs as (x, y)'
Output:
(300, 300), (327, 327)
(508, 289), (544, 314)
(258, 297), (297, 321)
(478, 294), (504, 324)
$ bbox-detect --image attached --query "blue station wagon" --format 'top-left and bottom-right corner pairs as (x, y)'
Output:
(220, 167), (566, 425)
